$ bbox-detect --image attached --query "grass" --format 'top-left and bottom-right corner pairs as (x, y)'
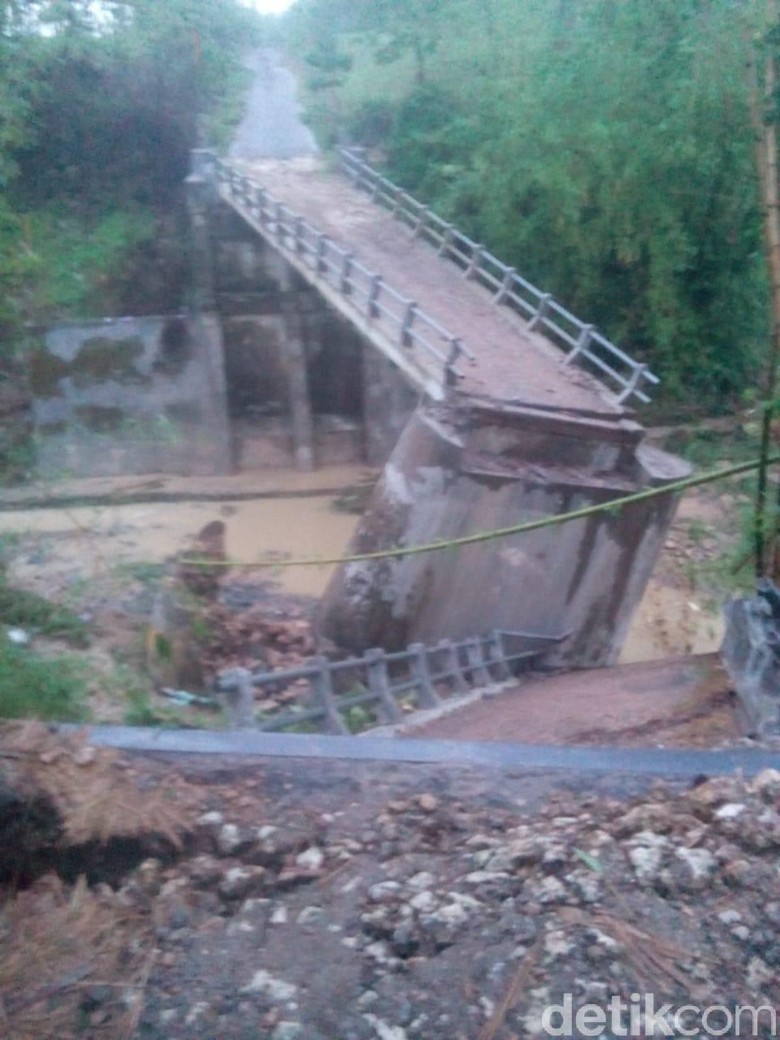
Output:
(0, 581), (89, 647)
(0, 636), (89, 722)
(115, 560), (167, 585)
(665, 423), (761, 470)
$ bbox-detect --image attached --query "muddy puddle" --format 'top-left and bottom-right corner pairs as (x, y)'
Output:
(0, 467), (365, 599)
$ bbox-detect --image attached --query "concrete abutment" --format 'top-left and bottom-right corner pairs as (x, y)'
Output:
(317, 399), (689, 668)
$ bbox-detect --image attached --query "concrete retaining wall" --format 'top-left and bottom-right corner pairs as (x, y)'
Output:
(30, 314), (232, 479)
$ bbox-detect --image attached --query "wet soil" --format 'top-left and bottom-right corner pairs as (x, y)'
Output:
(407, 654), (744, 749)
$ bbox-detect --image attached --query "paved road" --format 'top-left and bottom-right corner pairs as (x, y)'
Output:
(224, 55), (631, 416)
(229, 49), (318, 161)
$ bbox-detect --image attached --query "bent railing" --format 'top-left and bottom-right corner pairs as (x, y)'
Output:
(340, 148), (658, 405)
(212, 157), (474, 400)
(217, 627), (567, 734)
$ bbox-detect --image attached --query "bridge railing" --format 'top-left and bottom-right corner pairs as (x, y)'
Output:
(340, 148), (659, 405)
(217, 627), (568, 734)
(213, 158), (475, 395)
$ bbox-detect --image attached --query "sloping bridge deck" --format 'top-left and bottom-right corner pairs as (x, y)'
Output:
(218, 156), (634, 422)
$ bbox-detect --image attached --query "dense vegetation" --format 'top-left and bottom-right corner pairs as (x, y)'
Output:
(286, 0), (772, 411)
(0, 0), (262, 341)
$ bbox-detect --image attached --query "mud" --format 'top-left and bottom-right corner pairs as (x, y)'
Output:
(0, 468), (364, 599)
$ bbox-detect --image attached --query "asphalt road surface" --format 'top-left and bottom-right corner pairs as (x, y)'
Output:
(229, 49), (318, 161)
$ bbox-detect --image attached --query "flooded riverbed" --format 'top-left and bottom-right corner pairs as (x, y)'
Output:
(0, 466), (365, 599)
(0, 466), (726, 660)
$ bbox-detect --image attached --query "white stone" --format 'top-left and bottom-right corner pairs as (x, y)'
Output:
(463, 870), (510, 885)
(368, 881), (402, 901)
(197, 811), (224, 828)
(364, 1013), (408, 1040)
(407, 871), (436, 890)
(431, 902), (469, 928)
(446, 891), (483, 909)
(217, 824), (243, 855)
(714, 803), (747, 821)
(718, 909), (742, 926)
(295, 846), (325, 871)
(297, 906), (323, 925)
(241, 970), (297, 1002)
(272, 1023), (303, 1040)
(270, 905), (289, 925)
(544, 930), (575, 959)
(675, 847), (717, 881)
(409, 890), (437, 913)
(533, 876), (567, 904)
(185, 1002), (209, 1026)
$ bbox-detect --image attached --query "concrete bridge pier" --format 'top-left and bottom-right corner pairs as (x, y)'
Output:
(317, 399), (690, 669)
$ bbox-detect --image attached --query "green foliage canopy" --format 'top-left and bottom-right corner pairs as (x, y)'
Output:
(0, 0), (262, 335)
(288, 0), (771, 409)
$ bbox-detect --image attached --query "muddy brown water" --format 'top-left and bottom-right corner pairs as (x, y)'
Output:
(0, 466), (722, 660)
(0, 490), (360, 599)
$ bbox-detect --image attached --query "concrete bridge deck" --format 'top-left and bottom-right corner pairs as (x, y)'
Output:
(229, 156), (630, 422)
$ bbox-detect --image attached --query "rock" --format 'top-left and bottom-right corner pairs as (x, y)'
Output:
(627, 831), (669, 883)
(364, 1014), (408, 1040)
(544, 930), (576, 960)
(750, 769), (780, 801)
(722, 858), (753, 886)
(277, 865), (322, 888)
(240, 970), (298, 1003)
(272, 1022), (303, 1040)
(270, 905), (288, 925)
(687, 778), (742, 813)
(197, 811), (225, 828)
(463, 870), (510, 886)
(217, 823), (253, 856)
(675, 847), (717, 883)
(746, 956), (774, 990)
(714, 803), (747, 821)
(364, 940), (399, 968)
(188, 855), (225, 887)
(486, 833), (545, 871)
(417, 793), (438, 813)
(611, 803), (674, 837)
(185, 1002), (210, 1026)
(368, 881), (402, 902)
(407, 871), (436, 890)
(528, 876), (567, 904)
(218, 865), (267, 901)
(565, 869), (602, 904)
(408, 890), (437, 913)
(296, 906), (323, 925)
(295, 846), (325, 871)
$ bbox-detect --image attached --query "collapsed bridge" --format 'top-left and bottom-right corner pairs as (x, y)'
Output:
(185, 143), (687, 668)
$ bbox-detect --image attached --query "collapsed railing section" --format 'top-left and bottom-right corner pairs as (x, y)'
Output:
(339, 148), (658, 406)
(212, 157), (474, 397)
(217, 628), (567, 734)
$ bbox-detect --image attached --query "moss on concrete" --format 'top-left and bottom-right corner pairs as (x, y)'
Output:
(74, 405), (126, 433)
(28, 351), (70, 398)
(70, 336), (149, 387)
